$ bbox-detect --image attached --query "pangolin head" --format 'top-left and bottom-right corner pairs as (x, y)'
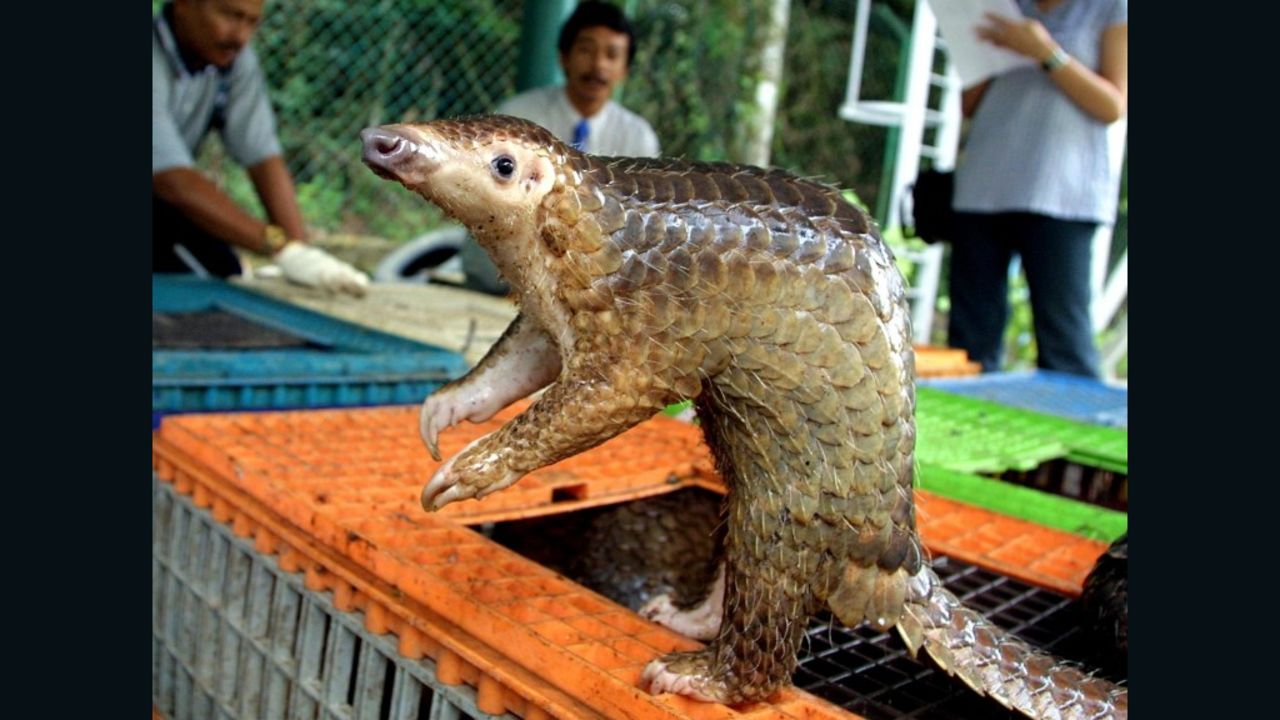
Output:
(360, 115), (575, 233)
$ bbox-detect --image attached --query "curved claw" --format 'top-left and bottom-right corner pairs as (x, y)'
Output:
(421, 454), (466, 510)
(419, 395), (455, 462)
(419, 433), (519, 511)
(422, 479), (471, 511)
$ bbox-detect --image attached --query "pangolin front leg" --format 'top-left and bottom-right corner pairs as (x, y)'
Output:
(422, 365), (666, 510)
(420, 313), (560, 460)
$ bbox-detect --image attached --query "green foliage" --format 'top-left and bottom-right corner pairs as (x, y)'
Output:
(772, 0), (900, 201)
(1003, 270), (1037, 370)
(622, 2), (749, 162)
(622, 0), (907, 201)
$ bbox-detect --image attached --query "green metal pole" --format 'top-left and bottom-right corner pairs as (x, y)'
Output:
(872, 4), (911, 228)
(516, 0), (577, 92)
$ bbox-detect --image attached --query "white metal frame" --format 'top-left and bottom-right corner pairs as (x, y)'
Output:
(840, 0), (960, 344)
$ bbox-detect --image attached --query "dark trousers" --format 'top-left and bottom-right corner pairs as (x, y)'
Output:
(947, 211), (1101, 379)
(152, 194), (243, 278)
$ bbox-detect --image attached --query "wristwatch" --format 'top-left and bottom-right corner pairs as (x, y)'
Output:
(262, 224), (290, 254)
(1041, 46), (1070, 72)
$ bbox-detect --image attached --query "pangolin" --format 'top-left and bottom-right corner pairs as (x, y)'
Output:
(359, 115), (1128, 720)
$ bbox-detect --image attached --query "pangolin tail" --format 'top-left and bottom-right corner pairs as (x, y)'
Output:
(895, 565), (1128, 720)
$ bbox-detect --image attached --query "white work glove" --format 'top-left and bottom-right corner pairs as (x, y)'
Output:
(273, 241), (370, 297)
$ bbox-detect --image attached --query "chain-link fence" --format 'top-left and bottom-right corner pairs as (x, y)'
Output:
(188, 0), (522, 241)
(171, 0), (912, 243)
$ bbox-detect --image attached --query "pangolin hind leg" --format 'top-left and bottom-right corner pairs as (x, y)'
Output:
(641, 390), (827, 703)
(640, 509), (814, 703)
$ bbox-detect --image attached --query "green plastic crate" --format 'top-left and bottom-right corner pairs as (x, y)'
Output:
(916, 387), (1128, 476)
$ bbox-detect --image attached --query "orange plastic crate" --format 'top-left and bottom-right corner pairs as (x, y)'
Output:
(912, 345), (982, 379)
(154, 409), (855, 720)
(153, 403), (1109, 719)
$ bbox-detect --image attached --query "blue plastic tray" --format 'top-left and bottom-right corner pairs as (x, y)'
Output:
(153, 275), (468, 422)
(921, 370), (1127, 428)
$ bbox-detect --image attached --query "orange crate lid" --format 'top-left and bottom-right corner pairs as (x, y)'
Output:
(153, 403), (1108, 718)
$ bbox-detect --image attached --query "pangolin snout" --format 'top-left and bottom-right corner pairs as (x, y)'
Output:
(361, 127), (430, 179)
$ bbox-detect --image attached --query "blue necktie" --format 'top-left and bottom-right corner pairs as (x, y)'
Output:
(571, 118), (589, 151)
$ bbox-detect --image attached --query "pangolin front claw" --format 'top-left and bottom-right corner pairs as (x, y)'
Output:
(420, 433), (522, 511)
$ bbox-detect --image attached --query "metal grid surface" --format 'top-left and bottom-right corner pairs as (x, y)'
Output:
(795, 556), (1124, 720)
(153, 310), (316, 350)
(153, 477), (509, 720)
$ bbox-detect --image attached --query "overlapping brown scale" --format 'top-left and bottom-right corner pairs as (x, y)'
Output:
(565, 215), (603, 254)
(792, 234), (828, 267)
(723, 311), (755, 340)
(740, 258), (779, 305)
(649, 223), (682, 261)
(631, 172), (656, 202)
(709, 172), (748, 204)
(664, 246), (698, 291)
(591, 193), (624, 235)
(661, 171), (696, 206)
(699, 336), (733, 375)
(821, 238), (856, 275)
(562, 280), (612, 313)
(733, 172), (773, 206)
(609, 250), (648, 296)
(685, 171), (722, 203)
(558, 250), (595, 289)
(553, 186), (581, 224)
(760, 171), (802, 207)
(788, 366), (829, 407)
(619, 210), (646, 252)
(693, 248), (729, 295)
(584, 238), (623, 276)
(668, 302), (705, 340)
(799, 389), (843, 425)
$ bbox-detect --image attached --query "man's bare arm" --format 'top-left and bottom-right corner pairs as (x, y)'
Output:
(248, 155), (307, 240)
(153, 166), (274, 254)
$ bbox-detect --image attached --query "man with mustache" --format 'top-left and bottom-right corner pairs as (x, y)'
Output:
(153, 0), (368, 296)
(498, 0), (659, 158)
(457, 0), (661, 295)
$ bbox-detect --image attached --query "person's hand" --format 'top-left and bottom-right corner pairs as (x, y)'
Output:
(273, 241), (370, 297)
(976, 13), (1058, 62)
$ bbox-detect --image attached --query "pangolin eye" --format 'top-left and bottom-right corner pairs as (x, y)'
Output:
(491, 154), (516, 181)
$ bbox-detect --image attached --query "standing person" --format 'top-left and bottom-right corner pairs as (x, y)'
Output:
(947, 0), (1127, 378)
(153, 0), (369, 296)
(459, 0), (661, 294)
